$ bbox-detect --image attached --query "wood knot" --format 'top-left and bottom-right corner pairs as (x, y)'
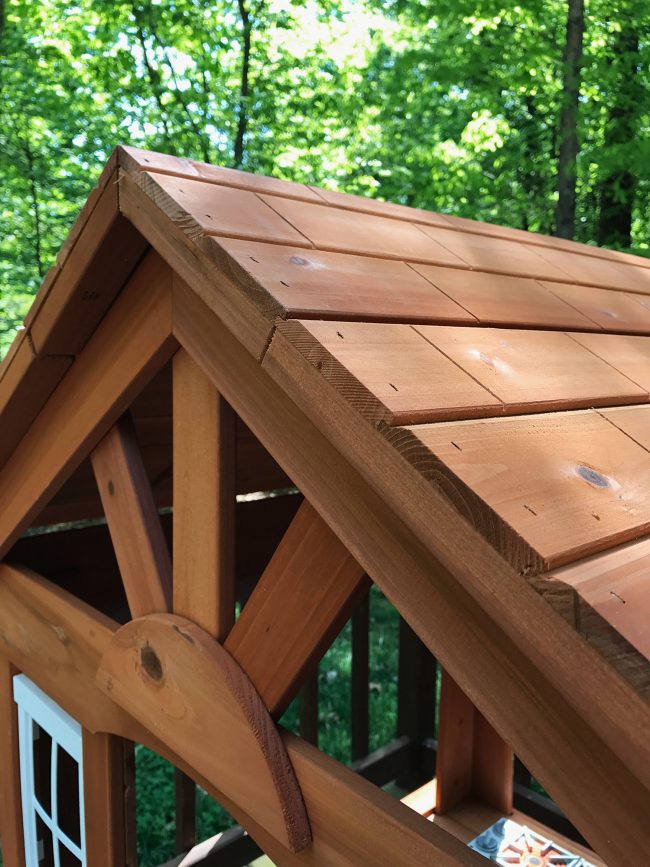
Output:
(108, 480), (115, 496)
(141, 643), (163, 681)
(289, 255), (309, 266)
(575, 465), (610, 488)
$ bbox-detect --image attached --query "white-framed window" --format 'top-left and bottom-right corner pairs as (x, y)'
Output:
(13, 675), (86, 867)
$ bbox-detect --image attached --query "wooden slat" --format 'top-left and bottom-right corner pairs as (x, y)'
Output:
(351, 592), (370, 761)
(599, 403), (650, 449)
(278, 320), (501, 426)
(550, 535), (650, 660)
(97, 613), (312, 853)
(0, 332), (72, 469)
(417, 226), (572, 281)
(82, 731), (135, 867)
(29, 175), (148, 355)
(118, 144), (324, 202)
(541, 280), (650, 332)
(392, 409), (650, 571)
(91, 414), (172, 616)
(258, 195), (466, 265)
(174, 280), (650, 863)
(569, 332), (650, 390)
(141, 171), (311, 246)
(0, 250), (176, 559)
(537, 248), (650, 293)
(308, 184), (453, 227)
(0, 656), (25, 867)
(225, 500), (369, 716)
(409, 264), (598, 330)
(216, 238), (476, 323)
(174, 771), (196, 854)
(415, 325), (647, 411)
(120, 169), (276, 360)
(172, 350), (236, 640)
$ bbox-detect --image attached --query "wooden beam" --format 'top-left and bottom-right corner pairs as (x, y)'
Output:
(97, 613), (311, 853)
(0, 250), (176, 559)
(82, 731), (136, 867)
(172, 349), (236, 640)
(435, 669), (512, 815)
(91, 413), (172, 616)
(173, 277), (650, 862)
(0, 656), (25, 867)
(225, 499), (369, 716)
(0, 563), (485, 866)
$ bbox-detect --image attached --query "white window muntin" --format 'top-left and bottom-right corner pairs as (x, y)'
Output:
(13, 674), (86, 866)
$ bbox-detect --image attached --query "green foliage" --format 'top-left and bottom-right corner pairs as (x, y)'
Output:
(2, 0), (649, 359)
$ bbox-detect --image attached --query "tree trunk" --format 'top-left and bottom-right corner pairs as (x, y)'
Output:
(555, 0), (585, 240)
(597, 18), (641, 249)
(234, 0), (252, 168)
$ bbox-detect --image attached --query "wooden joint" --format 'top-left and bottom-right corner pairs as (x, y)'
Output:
(96, 612), (312, 853)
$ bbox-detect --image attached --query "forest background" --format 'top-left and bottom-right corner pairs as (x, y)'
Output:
(1, 0), (648, 357)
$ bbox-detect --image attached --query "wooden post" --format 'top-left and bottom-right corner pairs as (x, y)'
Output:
(173, 348), (237, 641)
(0, 657), (25, 867)
(299, 673), (319, 747)
(351, 592), (370, 761)
(435, 669), (513, 815)
(82, 731), (136, 867)
(396, 618), (437, 787)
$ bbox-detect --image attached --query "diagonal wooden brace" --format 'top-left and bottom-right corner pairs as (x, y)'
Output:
(96, 613), (311, 853)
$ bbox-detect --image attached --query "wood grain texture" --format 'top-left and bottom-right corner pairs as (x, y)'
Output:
(258, 194), (466, 265)
(435, 669), (513, 816)
(216, 238), (476, 324)
(142, 171), (312, 246)
(225, 500), (369, 716)
(390, 409), (650, 571)
(307, 184), (454, 227)
(0, 564), (144, 740)
(91, 414), (172, 616)
(118, 144), (323, 202)
(29, 173), (148, 355)
(415, 324), (648, 412)
(174, 282), (650, 862)
(97, 613), (312, 852)
(0, 332), (72, 470)
(0, 656), (25, 867)
(409, 264), (598, 330)
(541, 280), (650, 332)
(569, 332), (650, 390)
(417, 226), (572, 281)
(0, 250), (176, 559)
(278, 320), (501, 425)
(0, 563), (480, 866)
(82, 731), (135, 867)
(173, 350), (236, 640)
(549, 535), (650, 660)
(537, 247), (650, 293)
(120, 169), (275, 360)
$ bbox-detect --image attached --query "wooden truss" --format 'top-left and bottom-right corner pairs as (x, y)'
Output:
(0, 147), (648, 866)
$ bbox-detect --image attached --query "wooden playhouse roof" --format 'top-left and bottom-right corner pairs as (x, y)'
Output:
(1, 146), (649, 860)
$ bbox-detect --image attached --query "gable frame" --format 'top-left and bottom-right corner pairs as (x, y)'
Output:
(172, 273), (650, 862)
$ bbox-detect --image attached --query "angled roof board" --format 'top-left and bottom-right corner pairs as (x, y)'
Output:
(1, 145), (650, 864)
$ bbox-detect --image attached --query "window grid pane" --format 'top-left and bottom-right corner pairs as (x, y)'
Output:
(13, 676), (86, 867)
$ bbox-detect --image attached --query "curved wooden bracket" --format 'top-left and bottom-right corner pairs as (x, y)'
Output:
(96, 613), (311, 852)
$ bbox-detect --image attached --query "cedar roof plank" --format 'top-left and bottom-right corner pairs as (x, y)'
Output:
(217, 239), (476, 324)
(257, 194), (466, 265)
(569, 332), (650, 391)
(390, 409), (650, 572)
(541, 280), (650, 332)
(409, 264), (599, 330)
(414, 324), (648, 412)
(549, 536), (650, 661)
